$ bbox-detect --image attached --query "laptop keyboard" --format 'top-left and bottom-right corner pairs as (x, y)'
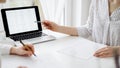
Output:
(10, 31), (47, 41)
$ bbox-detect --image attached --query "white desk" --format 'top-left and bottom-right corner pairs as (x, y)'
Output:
(1, 30), (116, 68)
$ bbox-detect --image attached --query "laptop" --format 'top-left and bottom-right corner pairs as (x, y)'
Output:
(1, 6), (56, 45)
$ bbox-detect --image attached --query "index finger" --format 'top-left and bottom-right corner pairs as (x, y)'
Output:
(95, 47), (107, 54)
(25, 44), (35, 53)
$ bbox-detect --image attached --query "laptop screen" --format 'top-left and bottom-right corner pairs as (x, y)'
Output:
(6, 8), (38, 34)
(1, 6), (42, 37)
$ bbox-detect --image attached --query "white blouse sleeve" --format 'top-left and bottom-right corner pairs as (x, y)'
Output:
(77, 0), (94, 38)
(0, 44), (12, 55)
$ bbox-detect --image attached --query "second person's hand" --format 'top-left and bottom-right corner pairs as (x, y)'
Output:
(42, 20), (60, 31)
(94, 46), (114, 58)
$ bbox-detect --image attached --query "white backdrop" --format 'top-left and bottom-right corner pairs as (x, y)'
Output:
(0, 0), (92, 32)
(71, 0), (91, 27)
(40, 0), (65, 25)
(39, 0), (91, 27)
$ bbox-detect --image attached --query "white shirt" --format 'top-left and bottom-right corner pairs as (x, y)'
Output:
(77, 0), (120, 46)
(0, 0), (34, 55)
(0, 44), (12, 55)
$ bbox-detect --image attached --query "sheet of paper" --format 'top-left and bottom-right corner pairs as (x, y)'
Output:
(57, 38), (106, 59)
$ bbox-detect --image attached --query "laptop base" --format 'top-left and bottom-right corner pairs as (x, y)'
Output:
(14, 35), (56, 46)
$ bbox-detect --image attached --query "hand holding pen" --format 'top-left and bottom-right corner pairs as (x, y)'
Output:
(20, 40), (36, 57)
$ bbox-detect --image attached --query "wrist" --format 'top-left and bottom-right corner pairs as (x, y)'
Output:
(10, 47), (17, 55)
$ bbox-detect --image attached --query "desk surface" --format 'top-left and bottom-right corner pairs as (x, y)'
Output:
(1, 30), (116, 68)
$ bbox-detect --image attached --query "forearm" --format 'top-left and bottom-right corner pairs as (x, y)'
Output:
(56, 26), (78, 36)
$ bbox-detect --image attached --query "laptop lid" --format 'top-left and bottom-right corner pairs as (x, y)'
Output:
(1, 6), (42, 37)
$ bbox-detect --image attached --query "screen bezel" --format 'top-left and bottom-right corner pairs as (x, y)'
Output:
(1, 6), (42, 37)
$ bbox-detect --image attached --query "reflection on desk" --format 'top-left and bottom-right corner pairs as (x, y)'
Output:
(1, 30), (116, 68)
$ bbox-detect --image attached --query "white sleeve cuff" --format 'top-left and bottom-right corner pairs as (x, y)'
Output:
(0, 44), (13, 55)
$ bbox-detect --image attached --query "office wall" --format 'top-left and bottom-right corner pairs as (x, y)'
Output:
(72, 0), (82, 26)
(81, 0), (91, 25)
(71, 0), (91, 26)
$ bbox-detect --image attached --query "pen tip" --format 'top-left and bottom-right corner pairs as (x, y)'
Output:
(34, 54), (37, 57)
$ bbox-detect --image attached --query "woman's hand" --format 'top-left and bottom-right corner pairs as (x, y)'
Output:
(42, 20), (60, 31)
(10, 44), (34, 57)
(94, 46), (115, 58)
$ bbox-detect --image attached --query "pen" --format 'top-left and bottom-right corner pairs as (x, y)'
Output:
(34, 21), (42, 23)
(20, 40), (37, 57)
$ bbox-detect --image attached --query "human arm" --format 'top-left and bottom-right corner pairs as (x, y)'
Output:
(0, 44), (34, 57)
(43, 20), (78, 36)
(10, 44), (34, 57)
(43, 0), (94, 38)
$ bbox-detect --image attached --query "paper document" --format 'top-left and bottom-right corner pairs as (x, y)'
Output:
(57, 38), (106, 59)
